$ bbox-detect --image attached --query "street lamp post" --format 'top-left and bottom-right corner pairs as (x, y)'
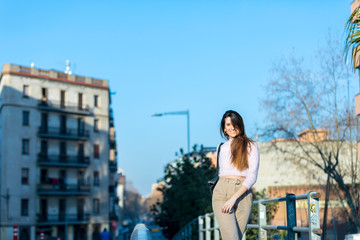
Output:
(152, 110), (190, 154)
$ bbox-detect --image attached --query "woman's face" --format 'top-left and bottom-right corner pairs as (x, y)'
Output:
(224, 117), (239, 139)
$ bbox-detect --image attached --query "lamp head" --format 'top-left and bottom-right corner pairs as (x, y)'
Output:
(151, 113), (163, 117)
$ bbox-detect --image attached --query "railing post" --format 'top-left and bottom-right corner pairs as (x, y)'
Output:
(188, 224), (192, 239)
(205, 213), (211, 240)
(198, 216), (204, 240)
(186, 224), (191, 239)
(214, 216), (220, 240)
(308, 191), (321, 240)
(286, 193), (297, 240)
(258, 200), (267, 240)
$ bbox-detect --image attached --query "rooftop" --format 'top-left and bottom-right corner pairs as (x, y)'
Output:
(1, 63), (109, 89)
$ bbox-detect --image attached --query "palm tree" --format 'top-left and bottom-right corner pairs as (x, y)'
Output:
(345, 5), (360, 70)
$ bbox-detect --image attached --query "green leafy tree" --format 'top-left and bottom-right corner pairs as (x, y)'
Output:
(345, 5), (360, 68)
(151, 148), (216, 239)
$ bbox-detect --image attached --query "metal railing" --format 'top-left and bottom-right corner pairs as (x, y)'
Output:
(37, 213), (90, 224)
(38, 126), (90, 139)
(172, 191), (321, 240)
(38, 100), (92, 115)
(130, 224), (152, 240)
(37, 154), (90, 167)
(109, 160), (117, 172)
(37, 183), (91, 195)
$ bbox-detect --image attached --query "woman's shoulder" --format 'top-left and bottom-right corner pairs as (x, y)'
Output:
(217, 142), (225, 150)
(250, 140), (258, 147)
(248, 141), (259, 152)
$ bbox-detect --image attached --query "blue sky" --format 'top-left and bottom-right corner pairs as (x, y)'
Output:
(0, 0), (356, 196)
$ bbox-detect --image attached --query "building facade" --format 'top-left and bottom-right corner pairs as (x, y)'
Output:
(0, 64), (118, 240)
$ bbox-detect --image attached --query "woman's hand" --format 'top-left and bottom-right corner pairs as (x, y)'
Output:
(221, 184), (249, 214)
(222, 197), (237, 214)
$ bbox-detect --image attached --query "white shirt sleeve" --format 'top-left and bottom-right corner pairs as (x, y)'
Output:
(242, 142), (260, 189)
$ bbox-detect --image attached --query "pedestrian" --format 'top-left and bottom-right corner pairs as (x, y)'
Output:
(99, 228), (110, 240)
(212, 110), (260, 240)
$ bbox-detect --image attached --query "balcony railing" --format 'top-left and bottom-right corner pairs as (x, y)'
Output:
(37, 213), (90, 225)
(37, 183), (91, 195)
(109, 185), (116, 194)
(38, 127), (90, 140)
(109, 161), (117, 172)
(38, 100), (92, 115)
(38, 154), (90, 167)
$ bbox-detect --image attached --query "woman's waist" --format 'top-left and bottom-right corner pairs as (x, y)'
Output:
(219, 175), (246, 182)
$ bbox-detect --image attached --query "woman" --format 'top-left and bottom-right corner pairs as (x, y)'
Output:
(212, 110), (260, 240)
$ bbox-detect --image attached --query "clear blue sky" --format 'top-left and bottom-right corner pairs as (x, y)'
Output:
(0, 0), (355, 196)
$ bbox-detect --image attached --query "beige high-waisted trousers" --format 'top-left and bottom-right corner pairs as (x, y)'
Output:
(212, 177), (253, 240)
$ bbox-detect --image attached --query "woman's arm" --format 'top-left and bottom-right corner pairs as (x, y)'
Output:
(241, 142), (260, 189)
(222, 185), (249, 213)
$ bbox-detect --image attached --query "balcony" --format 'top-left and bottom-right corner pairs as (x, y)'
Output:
(109, 126), (116, 149)
(38, 154), (90, 168)
(109, 185), (116, 196)
(37, 183), (91, 195)
(37, 213), (90, 225)
(355, 93), (360, 116)
(109, 161), (117, 172)
(38, 100), (92, 115)
(109, 108), (114, 127)
(38, 127), (89, 140)
(109, 211), (118, 221)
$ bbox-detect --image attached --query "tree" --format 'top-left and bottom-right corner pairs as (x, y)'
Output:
(345, 5), (360, 69)
(151, 148), (216, 239)
(123, 181), (145, 229)
(262, 38), (360, 234)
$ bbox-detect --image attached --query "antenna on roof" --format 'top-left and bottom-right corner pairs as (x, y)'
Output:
(65, 60), (72, 75)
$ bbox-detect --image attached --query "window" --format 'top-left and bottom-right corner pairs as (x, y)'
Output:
(41, 88), (48, 102)
(21, 168), (29, 185)
(41, 113), (48, 132)
(94, 119), (99, 132)
(22, 139), (29, 155)
(94, 95), (99, 107)
(60, 142), (67, 161)
(21, 199), (29, 216)
(22, 111), (29, 126)
(78, 93), (83, 110)
(60, 115), (67, 134)
(60, 90), (65, 108)
(93, 199), (100, 215)
(93, 144), (99, 159)
(77, 118), (84, 136)
(40, 169), (48, 184)
(94, 171), (100, 186)
(40, 141), (48, 157)
(23, 85), (29, 97)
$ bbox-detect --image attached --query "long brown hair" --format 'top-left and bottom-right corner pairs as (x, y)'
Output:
(220, 110), (254, 171)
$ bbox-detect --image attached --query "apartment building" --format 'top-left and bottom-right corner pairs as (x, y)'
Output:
(0, 64), (118, 240)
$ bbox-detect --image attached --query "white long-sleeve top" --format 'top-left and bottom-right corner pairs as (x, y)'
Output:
(218, 139), (260, 189)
